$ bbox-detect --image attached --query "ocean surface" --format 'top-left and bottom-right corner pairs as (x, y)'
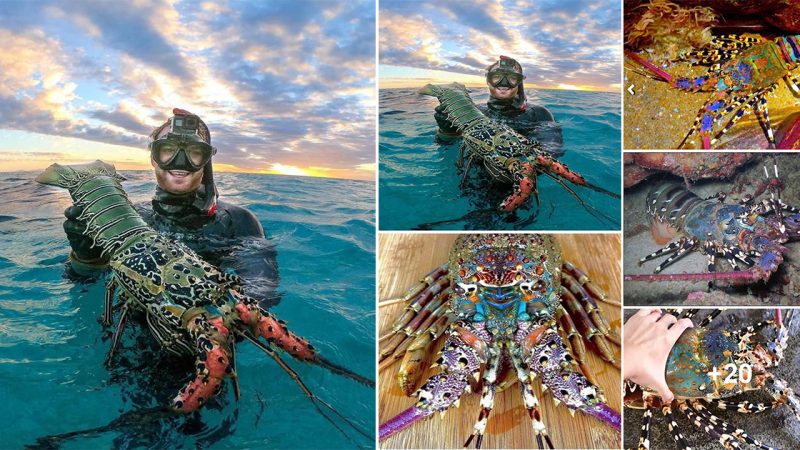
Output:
(379, 88), (621, 230)
(0, 170), (375, 449)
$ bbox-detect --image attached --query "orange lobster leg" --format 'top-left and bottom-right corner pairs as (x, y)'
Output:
(536, 154), (587, 185)
(499, 160), (537, 211)
(234, 301), (316, 361)
(172, 314), (236, 412)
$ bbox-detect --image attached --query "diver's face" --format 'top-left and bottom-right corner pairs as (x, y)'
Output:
(488, 83), (518, 101)
(151, 157), (204, 194)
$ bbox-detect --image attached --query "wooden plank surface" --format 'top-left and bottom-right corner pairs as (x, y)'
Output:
(378, 233), (622, 449)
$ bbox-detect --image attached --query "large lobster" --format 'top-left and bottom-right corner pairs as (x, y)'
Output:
(378, 233), (621, 449)
(35, 161), (373, 439)
(624, 308), (800, 449)
(626, 33), (800, 149)
(625, 160), (800, 287)
(419, 83), (620, 213)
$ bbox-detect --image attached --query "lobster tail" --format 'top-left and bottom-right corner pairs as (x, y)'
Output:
(36, 160), (149, 256)
(36, 160), (122, 189)
(418, 83), (485, 131)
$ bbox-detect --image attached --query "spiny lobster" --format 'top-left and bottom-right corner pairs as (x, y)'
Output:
(36, 161), (373, 438)
(625, 161), (800, 285)
(625, 308), (800, 450)
(626, 33), (800, 149)
(419, 83), (619, 213)
(378, 234), (621, 449)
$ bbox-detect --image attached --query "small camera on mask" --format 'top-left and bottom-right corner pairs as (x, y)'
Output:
(171, 115), (200, 135)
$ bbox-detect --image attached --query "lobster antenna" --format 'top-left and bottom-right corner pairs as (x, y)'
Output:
(540, 172), (620, 228)
(237, 330), (372, 442)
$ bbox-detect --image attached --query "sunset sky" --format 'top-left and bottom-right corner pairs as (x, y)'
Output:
(379, 0), (620, 92)
(0, 0), (375, 180)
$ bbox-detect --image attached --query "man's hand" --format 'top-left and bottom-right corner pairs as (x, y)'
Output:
(623, 309), (693, 403)
(63, 205), (105, 263)
(434, 104), (461, 141)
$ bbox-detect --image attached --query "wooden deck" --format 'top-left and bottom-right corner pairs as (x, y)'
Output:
(378, 233), (622, 449)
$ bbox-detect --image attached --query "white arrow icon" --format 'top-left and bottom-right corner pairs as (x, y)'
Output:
(627, 84), (635, 95)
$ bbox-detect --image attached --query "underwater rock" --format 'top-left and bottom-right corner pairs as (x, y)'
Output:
(626, 0), (800, 34)
(624, 152), (755, 187)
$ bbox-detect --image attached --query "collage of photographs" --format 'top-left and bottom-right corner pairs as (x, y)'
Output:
(2, 0), (800, 449)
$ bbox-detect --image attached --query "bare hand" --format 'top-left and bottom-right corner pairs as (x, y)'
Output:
(623, 309), (693, 403)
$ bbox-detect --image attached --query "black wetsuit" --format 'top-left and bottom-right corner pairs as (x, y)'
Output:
(436, 96), (564, 157)
(66, 185), (280, 307)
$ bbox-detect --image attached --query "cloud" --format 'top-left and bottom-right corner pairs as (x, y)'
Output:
(0, 0), (376, 180)
(379, 0), (620, 91)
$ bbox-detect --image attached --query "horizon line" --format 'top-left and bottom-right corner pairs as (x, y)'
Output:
(0, 163), (375, 183)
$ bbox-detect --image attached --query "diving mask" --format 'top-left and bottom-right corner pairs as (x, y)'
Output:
(149, 113), (216, 172)
(487, 70), (524, 88)
(486, 56), (525, 88)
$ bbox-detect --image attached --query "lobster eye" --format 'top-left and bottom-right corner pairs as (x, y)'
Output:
(457, 283), (478, 294)
(519, 281), (533, 292)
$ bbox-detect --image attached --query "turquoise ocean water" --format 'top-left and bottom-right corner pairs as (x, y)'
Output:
(0, 170), (375, 448)
(379, 88), (621, 230)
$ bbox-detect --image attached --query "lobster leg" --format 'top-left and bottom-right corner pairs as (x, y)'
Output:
(460, 156), (474, 189)
(457, 143), (465, 168)
(520, 380), (555, 450)
(172, 313), (234, 412)
(378, 322), (489, 441)
(464, 345), (501, 449)
(104, 303), (129, 366)
(381, 289), (451, 366)
(703, 235), (718, 274)
(662, 403), (691, 450)
(397, 307), (456, 395)
(692, 400), (775, 450)
(554, 305), (597, 386)
(699, 309), (722, 328)
(639, 240), (682, 264)
(560, 287), (619, 368)
(498, 159), (536, 211)
(764, 377), (800, 419)
(786, 73), (800, 95)
(711, 399), (776, 413)
(102, 279), (117, 327)
(711, 92), (761, 147)
(380, 266), (450, 350)
(678, 401), (742, 449)
(681, 309), (699, 319)
(637, 405), (653, 450)
(755, 88), (777, 148)
(232, 295), (316, 361)
(509, 343), (555, 450)
(655, 237), (698, 273)
(561, 272), (620, 346)
(677, 92), (730, 149)
(562, 260), (621, 306)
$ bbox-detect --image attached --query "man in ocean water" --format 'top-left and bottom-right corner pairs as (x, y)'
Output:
(435, 56), (564, 156)
(62, 108), (279, 305)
